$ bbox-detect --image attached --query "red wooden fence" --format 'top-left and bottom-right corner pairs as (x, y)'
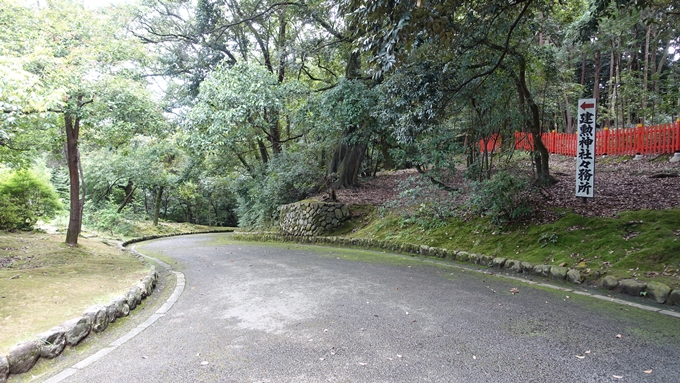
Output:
(480, 119), (680, 156)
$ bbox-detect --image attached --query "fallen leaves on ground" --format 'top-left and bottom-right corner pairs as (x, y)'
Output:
(323, 157), (680, 221)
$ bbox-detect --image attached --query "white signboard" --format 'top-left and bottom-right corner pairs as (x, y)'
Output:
(576, 98), (596, 198)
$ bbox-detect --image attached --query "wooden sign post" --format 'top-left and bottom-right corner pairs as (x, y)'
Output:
(576, 98), (596, 200)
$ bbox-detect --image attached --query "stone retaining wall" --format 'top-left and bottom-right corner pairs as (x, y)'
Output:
(0, 267), (158, 383)
(231, 232), (680, 307)
(279, 202), (350, 236)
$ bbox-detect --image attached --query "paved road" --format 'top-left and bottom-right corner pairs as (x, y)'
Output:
(54, 234), (680, 382)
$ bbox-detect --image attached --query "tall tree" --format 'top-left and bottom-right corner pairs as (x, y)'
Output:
(343, 0), (561, 184)
(1, 0), (164, 244)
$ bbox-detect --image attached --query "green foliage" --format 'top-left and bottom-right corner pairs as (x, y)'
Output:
(381, 175), (458, 230)
(186, 62), (288, 153)
(233, 151), (324, 229)
(84, 77), (169, 148)
(310, 79), (378, 135)
(0, 194), (22, 230)
(538, 232), (559, 248)
(0, 168), (62, 230)
(83, 200), (145, 237)
(466, 170), (533, 227)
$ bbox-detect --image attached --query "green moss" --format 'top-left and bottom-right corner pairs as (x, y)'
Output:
(0, 232), (150, 353)
(349, 207), (680, 289)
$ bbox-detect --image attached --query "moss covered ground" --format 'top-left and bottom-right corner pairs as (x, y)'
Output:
(0, 221), (227, 354)
(349, 207), (680, 288)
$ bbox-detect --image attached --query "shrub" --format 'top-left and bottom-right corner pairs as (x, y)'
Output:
(0, 194), (23, 229)
(0, 169), (62, 230)
(83, 201), (145, 236)
(466, 170), (533, 226)
(382, 175), (458, 229)
(233, 152), (323, 229)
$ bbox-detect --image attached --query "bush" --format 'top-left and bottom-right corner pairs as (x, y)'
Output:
(83, 201), (145, 236)
(382, 175), (458, 229)
(466, 170), (533, 226)
(0, 169), (62, 230)
(0, 194), (23, 229)
(233, 152), (323, 229)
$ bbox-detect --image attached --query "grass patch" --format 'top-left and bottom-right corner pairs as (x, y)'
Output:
(0, 231), (150, 354)
(324, 204), (377, 236)
(351, 208), (680, 288)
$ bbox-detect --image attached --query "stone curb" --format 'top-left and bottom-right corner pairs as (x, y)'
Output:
(231, 231), (680, 311)
(121, 229), (234, 247)
(42, 266), (186, 383)
(0, 267), (158, 383)
(0, 229), (233, 383)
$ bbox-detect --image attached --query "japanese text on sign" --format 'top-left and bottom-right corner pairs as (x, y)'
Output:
(576, 98), (596, 198)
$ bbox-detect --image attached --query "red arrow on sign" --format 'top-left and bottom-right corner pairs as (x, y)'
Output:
(580, 101), (595, 109)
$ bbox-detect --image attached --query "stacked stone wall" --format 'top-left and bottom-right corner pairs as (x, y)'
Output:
(279, 202), (350, 236)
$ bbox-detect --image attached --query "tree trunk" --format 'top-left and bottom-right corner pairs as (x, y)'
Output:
(117, 180), (135, 213)
(641, 25), (650, 125)
(64, 112), (85, 245)
(593, 50), (601, 102)
(153, 185), (163, 226)
(183, 200), (193, 223)
(206, 196), (212, 227)
(162, 193), (169, 219)
(143, 189), (149, 217)
(329, 136), (366, 189)
(257, 138), (269, 164)
(564, 94), (574, 133)
(607, 47), (615, 127)
(327, 51), (366, 189)
(580, 53), (586, 87)
(652, 36), (672, 123)
(345, 52), (361, 79)
(210, 199), (220, 226)
(268, 113), (282, 155)
(379, 136), (394, 170)
(277, 8), (287, 84)
(516, 58), (553, 185)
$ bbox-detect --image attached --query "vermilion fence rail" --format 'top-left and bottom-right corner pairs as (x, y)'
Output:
(480, 119), (680, 156)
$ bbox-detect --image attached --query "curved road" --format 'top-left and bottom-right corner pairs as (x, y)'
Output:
(49, 234), (680, 382)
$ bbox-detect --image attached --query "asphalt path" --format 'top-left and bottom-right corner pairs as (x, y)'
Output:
(48, 234), (680, 382)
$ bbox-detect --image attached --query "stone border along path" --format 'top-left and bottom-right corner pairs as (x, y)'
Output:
(0, 266), (159, 383)
(0, 229), (235, 383)
(41, 247), (186, 383)
(232, 231), (680, 317)
(3, 228), (675, 382)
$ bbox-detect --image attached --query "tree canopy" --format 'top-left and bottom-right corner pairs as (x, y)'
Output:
(1, 0), (678, 233)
